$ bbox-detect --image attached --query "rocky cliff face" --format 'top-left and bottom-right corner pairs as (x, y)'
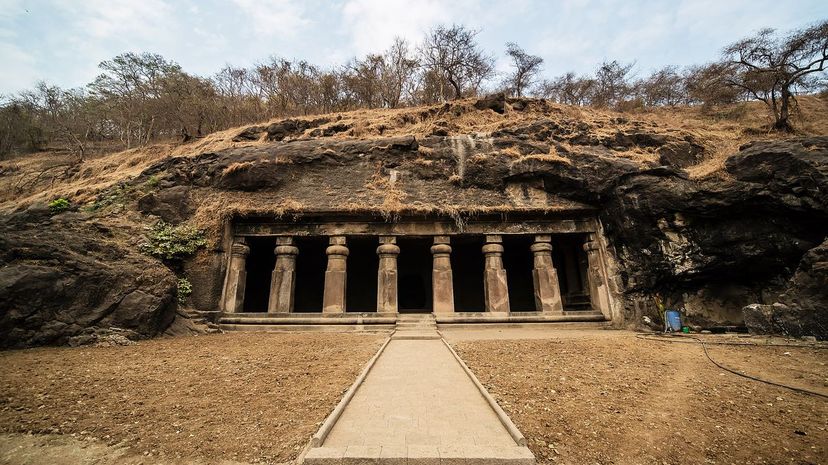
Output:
(1, 96), (825, 346)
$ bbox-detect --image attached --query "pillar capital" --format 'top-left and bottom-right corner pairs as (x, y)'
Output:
(231, 242), (250, 257)
(431, 243), (452, 255)
(326, 244), (349, 256)
(274, 245), (299, 256)
(482, 243), (504, 255)
(530, 242), (553, 254)
(377, 243), (401, 255)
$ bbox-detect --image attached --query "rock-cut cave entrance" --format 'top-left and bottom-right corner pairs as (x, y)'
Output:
(345, 236), (379, 312)
(243, 236), (275, 312)
(451, 235), (486, 312)
(397, 237), (433, 313)
(293, 236), (327, 313)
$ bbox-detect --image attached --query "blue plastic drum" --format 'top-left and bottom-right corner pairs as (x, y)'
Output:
(665, 310), (682, 332)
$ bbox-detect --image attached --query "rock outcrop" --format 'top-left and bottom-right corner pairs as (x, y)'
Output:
(0, 208), (177, 348)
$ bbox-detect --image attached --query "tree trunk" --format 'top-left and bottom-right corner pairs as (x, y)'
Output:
(775, 86), (793, 132)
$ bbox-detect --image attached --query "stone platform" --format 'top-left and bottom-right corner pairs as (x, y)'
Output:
(217, 311), (607, 333)
(303, 331), (534, 465)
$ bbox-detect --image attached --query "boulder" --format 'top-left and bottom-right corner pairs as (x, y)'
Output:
(474, 93), (507, 114)
(137, 186), (194, 223)
(0, 212), (177, 348)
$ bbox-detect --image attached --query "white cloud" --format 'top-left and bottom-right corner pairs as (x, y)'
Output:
(0, 41), (38, 94)
(231, 0), (310, 38)
(340, 0), (457, 55)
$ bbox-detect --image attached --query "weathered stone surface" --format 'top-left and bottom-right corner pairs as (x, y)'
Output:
(137, 185), (194, 223)
(265, 117), (328, 141)
(743, 239), (828, 340)
(474, 93), (507, 114)
(0, 211), (177, 348)
(657, 140), (704, 168)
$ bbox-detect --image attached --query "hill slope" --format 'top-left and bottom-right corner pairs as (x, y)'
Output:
(0, 95), (826, 347)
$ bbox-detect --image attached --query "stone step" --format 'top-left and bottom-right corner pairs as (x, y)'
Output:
(395, 321), (437, 327)
(304, 445), (534, 465)
(391, 332), (441, 340)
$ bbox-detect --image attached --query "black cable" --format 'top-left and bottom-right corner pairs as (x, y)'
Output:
(636, 334), (828, 400)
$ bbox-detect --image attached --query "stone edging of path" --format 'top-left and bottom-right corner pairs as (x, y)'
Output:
(310, 335), (394, 447)
(440, 338), (528, 447)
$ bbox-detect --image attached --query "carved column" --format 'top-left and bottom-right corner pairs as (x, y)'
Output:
(482, 235), (510, 313)
(222, 240), (250, 313)
(376, 236), (400, 314)
(531, 235), (564, 314)
(583, 234), (611, 318)
(322, 236), (348, 314)
(268, 237), (299, 313)
(431, 236), (455, 314)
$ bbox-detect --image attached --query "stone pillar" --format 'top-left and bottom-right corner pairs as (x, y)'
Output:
(376, 236), (400, 314)
(322, 236), (348, 314)
(482, 235), (510, 313)
(531, 235), (564, 314)
(222, 240), (250, 313)
(267, 237), (299, 313)
(583, 234), (611, 317)
(431, 236), (455, 314)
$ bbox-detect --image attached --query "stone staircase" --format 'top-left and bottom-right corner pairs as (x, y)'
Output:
(177, 309), (223, 334)
(563, 293), (593, 311)
(392, 314), (440, 340)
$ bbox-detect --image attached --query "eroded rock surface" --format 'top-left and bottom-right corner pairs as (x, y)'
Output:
(0, 209), (177, 348)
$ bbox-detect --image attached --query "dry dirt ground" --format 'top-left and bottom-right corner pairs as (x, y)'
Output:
(0, 332), (384, 465)
(447, 328), (828, 465)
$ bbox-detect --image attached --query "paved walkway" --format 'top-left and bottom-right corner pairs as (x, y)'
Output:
(304, 336), (534, 464)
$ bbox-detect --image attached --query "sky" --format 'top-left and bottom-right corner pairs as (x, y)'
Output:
(1, 0), (826, 95)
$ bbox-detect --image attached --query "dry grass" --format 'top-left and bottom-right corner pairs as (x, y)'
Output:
(1, 96), (825, 215)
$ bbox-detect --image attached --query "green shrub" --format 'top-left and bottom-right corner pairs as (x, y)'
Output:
(48, 198), (70, 214)
(177, 278), (193, 304)
(139, 221), (206, 261)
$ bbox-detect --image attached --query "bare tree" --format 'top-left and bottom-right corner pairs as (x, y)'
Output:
(419, 24), (494, 100)
(683, 62), (742, 108)
(503, 43), (543, 97)
(537, 72), (595, 105)
(636, 66), (686, 106)
(591, 60), (635, 108)
(723, 21), (828, 131)
(378, 38), (419, 108)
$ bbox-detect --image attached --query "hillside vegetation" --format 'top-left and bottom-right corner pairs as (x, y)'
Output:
(2, 96), (826, 216)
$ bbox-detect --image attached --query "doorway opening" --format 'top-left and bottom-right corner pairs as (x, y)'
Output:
(346, 236), (379, 312)
(242, 237), (276, 312)
(552, 234), (591, 310)
(397, 237), (433, 313)
(503, 235), (536, 312)
(294, 236), (327, 313)
(451, 235), (485, 312)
